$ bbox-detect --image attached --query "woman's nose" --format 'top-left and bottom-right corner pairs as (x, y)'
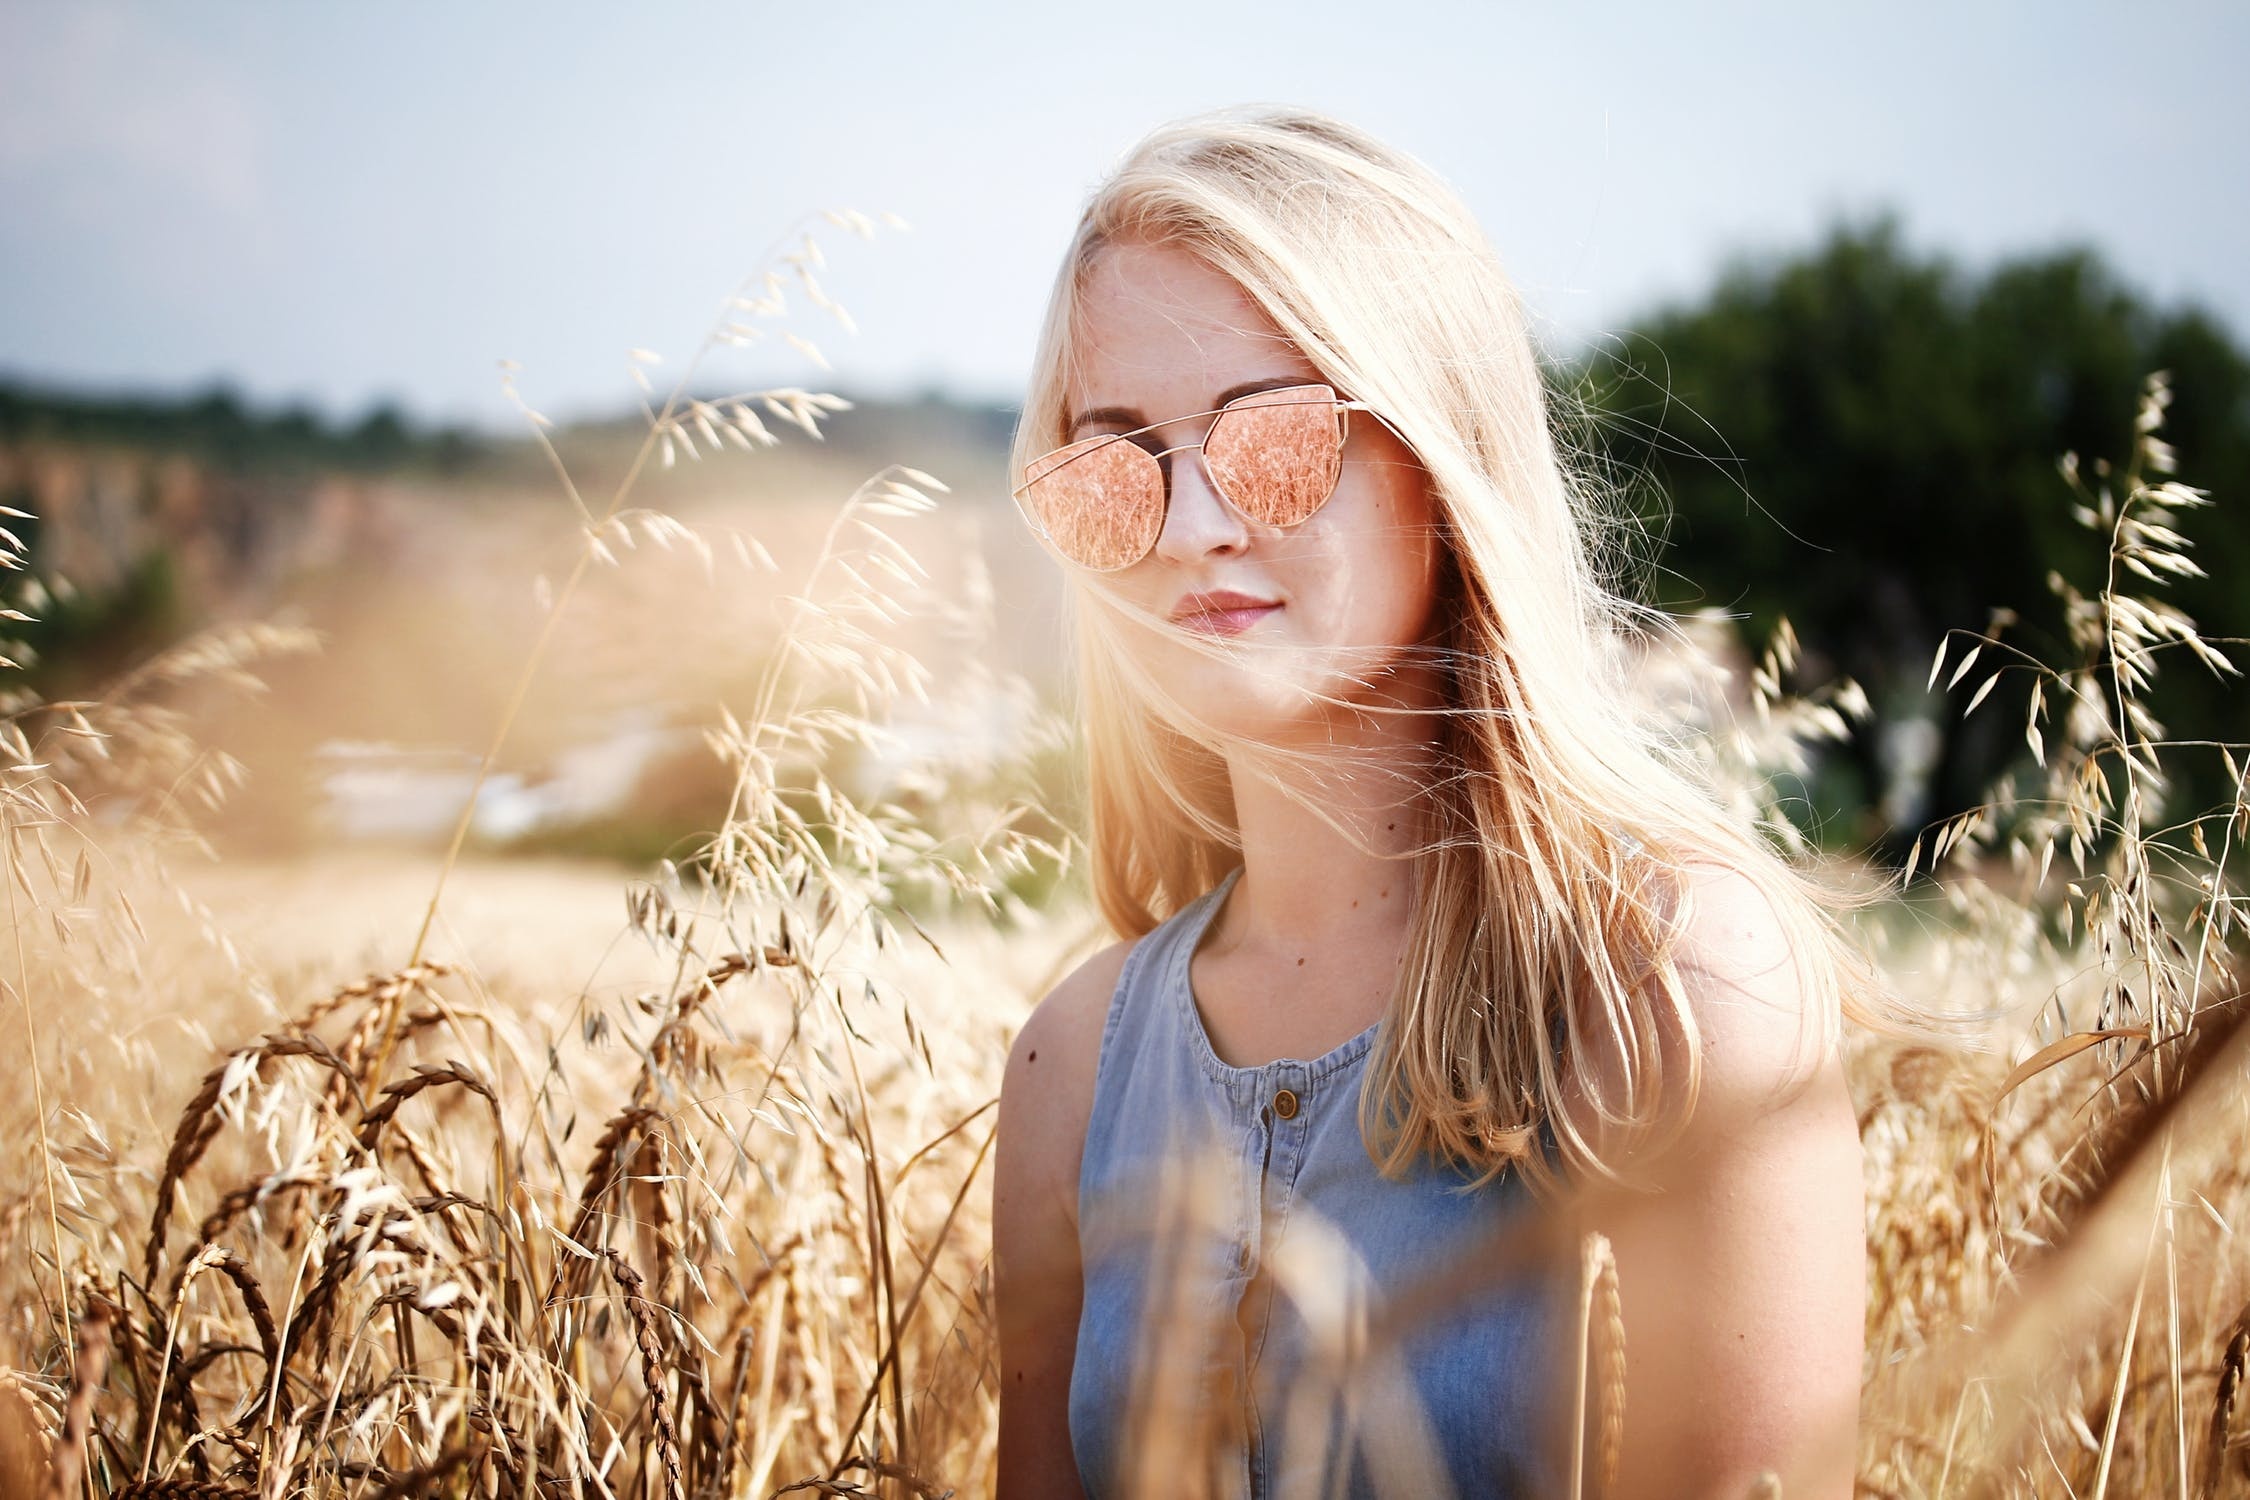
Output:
(1152, 446), (1250, 564)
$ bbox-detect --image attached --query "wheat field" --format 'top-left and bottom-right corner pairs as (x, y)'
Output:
(1, 219), (2245, 1499)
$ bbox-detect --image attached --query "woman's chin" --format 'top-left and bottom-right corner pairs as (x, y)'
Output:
(1127, 636), (1381, 745)
(1161, 669), (1329, 747)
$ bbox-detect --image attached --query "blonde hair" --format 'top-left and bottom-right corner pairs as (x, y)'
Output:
(1012, 105), (1918, 1197)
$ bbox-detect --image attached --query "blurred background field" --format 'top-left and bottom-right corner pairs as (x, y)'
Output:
(2, 4), (2247, 1497)
(8, 209), (2245, 877)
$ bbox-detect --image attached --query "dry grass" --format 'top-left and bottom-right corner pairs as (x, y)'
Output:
(0, 212), (2243, 1500)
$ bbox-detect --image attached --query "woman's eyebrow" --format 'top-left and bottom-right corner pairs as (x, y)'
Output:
(1064, 376), (1317, 437)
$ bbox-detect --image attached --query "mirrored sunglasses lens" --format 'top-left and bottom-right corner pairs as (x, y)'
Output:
(1203, 391), (1343, 527)
(1023, 437), (1162, 570)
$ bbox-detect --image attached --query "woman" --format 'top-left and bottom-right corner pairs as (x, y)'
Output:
(993, 106), (1886, 1500)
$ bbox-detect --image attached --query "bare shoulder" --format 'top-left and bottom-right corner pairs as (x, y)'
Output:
(1581, 864), (1866, 1500)
(997, 936), (1138, 1228)
(1558, 858), (1841, 1169)
(1667, 859), (1836, 1121)
(1011, 935), (1137, 1080)
(993, 939), (1136, 1500)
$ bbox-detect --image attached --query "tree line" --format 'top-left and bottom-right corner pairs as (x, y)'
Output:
(0, 381), (486, 475)
(1563, 211), (2247, 853)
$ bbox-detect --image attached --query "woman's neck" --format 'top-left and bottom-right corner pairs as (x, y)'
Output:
(1213, 664), (1447, 955)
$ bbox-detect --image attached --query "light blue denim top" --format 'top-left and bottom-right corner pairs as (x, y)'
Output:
(1069, 864), (1566, 1500)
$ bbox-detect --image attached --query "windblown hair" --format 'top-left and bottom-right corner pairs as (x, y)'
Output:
(1011, 105), (1922, 1197)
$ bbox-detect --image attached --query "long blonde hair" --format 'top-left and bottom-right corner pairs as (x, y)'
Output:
(1012, 105), (1918, 1197)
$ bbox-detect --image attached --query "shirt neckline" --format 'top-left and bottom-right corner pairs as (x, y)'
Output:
(1172, 863), (1384, 1090)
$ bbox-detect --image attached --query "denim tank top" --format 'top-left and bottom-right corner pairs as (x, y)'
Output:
(1068, 865), (1567, 1500)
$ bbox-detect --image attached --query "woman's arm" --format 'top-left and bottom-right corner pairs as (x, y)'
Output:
(1576, 863), (1866, 1500)
(993, 941), (1131, 1500)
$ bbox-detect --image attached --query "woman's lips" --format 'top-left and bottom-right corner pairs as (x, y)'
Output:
(1176, 602), (1282, 636)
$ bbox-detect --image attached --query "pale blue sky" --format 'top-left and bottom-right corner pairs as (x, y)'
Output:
(2, 1), (2243, 431)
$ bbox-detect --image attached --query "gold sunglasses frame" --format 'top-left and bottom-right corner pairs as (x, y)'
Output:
(1011, 384), (1379, 573)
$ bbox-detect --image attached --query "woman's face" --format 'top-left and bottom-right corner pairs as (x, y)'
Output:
(1060, 236), (1447, 746)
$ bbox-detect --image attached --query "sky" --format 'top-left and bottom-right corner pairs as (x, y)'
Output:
(2, 1), (2244, 433)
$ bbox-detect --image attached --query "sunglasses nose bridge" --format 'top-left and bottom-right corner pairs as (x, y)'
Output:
(1149, 437), (1248, 560)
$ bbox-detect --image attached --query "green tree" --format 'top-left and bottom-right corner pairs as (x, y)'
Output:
(1569, 212), (2248, 855)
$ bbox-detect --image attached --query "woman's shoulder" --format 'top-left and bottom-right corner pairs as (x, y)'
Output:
(1006, 937), (1138, 1104)
(1560, 857), (1837, 1171)
(997, 936), (1139, 1234)
(1667, 859), (1833, 1099)
(1570, 859), (1866, 1495)
(1639, 858), (1843, 1160)
(1002, 876), (1225, 1110)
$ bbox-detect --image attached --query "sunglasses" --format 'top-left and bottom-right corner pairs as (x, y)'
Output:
(1012, 383), (1374, 572)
